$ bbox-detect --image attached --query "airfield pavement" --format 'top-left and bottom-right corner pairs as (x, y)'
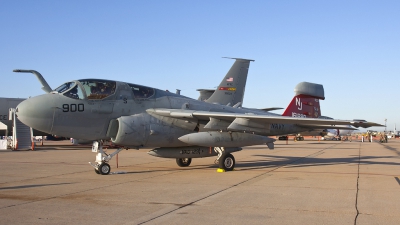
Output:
(1, 138), (400, 225)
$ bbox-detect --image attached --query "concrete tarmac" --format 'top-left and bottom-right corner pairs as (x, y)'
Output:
(1, 139), (400, 224)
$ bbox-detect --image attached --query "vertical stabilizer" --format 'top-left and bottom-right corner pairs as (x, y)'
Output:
(282, 82), (325, 118)
(205, 58), (254, 106)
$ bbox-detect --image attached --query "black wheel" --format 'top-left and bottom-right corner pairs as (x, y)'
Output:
(94, 169), (100, 174)
(219, 153), (235, 171)
(176, 158), (192, 167)
(98, 163), (111, 175)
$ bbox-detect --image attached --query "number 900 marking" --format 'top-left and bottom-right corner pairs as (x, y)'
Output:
(62, 104), (84, 112)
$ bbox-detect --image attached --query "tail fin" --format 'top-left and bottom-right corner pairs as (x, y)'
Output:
(205, 57), (254, 107)
(282, 82), (325, 118)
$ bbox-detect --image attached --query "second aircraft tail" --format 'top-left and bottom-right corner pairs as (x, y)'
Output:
(281, 82), (325, 118)
(205, 57), (254, 107)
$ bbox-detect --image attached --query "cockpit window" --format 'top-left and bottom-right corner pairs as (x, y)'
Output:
(63, 85), (84, 100)
(78, 79), (116, 100)
(54, 82), (75, 93)
(127, 83), (155, 99)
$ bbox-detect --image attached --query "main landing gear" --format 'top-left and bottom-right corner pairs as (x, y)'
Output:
(89, 141), (124, 175)
(175, 147), (236, 172)
(176, 158), (192, 167)
(214, 147), (235, 171)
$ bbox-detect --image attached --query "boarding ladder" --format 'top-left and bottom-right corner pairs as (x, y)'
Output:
(10, 108), (34, 150)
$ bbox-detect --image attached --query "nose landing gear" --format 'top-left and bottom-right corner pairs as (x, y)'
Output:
(89, 141), (123, 175)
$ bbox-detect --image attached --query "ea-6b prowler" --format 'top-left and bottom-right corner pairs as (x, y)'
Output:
(14, 58), (382, 175)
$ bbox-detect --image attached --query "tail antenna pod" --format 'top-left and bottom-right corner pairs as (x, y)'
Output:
(13, 69), (52, 93)
(222, 57), (255, 62)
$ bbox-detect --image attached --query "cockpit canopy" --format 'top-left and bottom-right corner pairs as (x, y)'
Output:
(53, 79), (155, 100)
(54, 82), (85, 100)
(53, 79), (116, 100)
(79, 79), (116, 99)
(127, 83), (155, 99)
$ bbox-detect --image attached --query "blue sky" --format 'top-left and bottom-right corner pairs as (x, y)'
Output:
(1, 0), (399, 131)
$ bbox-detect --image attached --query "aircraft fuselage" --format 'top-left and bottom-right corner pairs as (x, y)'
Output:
(16, 79), (315, 148)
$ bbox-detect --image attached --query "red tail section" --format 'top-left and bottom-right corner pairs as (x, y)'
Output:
(282, 94), (322, 118)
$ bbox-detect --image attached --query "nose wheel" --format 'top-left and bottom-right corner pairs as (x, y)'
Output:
(89, 141), (123, 175)
(98, 163), (111, 175)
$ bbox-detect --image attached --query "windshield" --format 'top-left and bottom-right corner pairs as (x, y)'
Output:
(78, 79), (116, 100)
(63, 85), (85, 100)
(54, 82), (85, 100)
(54, 82), (75, 93)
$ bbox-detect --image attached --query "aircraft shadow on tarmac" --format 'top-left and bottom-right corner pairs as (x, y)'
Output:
(121, 163), (223, 174)
(6, 145), (116, 151)
(116, 153), (400, 174)
(378, 143), (400, 156)
(236, 154), (400, 171)
(0, 183), (73, 190)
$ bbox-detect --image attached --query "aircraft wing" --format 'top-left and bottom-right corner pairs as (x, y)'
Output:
(146, 108), (383, 128)
(296, 125), (358, 130)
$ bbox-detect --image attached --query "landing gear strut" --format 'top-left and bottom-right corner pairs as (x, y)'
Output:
(214, 147), (235, 171)
(89, 141), (123, 175)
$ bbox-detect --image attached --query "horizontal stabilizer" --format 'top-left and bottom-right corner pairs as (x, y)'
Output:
(260, 107), (284, 112)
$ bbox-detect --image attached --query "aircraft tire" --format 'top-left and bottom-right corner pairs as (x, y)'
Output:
(219, 153), (235, 171)
(99, 163), (111, 175)
(94, 169), (100, 174)
(176, 158), (192, 167)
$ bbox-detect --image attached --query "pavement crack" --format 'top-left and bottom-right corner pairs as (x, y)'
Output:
(354, 143), (361, 225)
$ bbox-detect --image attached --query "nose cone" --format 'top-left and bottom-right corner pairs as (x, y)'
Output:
(16, 95), (54, 133)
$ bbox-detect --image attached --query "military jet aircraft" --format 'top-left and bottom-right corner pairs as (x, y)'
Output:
(322, 124), (355, 140)
(14, 59), (383, 175)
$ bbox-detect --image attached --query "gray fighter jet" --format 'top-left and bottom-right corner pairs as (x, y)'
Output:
(14, 59), (382, 175)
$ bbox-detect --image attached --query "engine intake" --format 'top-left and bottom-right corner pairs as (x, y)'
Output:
(106, 114), (148, 147)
